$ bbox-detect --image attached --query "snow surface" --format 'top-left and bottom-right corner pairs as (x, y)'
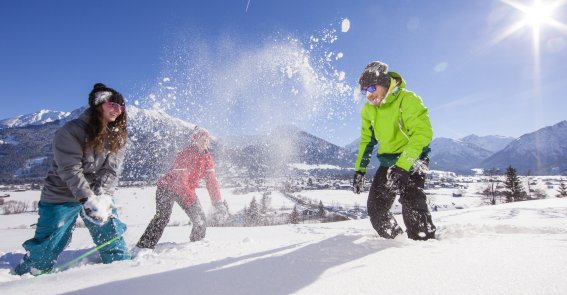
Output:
(287, 163), (343, 171)
(1, 186), (567, 294)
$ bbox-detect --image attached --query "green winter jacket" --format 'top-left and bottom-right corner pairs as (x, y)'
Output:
(354, 71), (433, 172)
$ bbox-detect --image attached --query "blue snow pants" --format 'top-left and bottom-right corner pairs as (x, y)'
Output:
(14, 201), (130, 275)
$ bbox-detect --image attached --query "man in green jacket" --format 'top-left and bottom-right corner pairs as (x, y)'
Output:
(353, 61), (436, 240)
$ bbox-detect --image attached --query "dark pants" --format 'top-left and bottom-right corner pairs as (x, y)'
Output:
(137, 188), (206, 249)
(367, 163), (436, 240)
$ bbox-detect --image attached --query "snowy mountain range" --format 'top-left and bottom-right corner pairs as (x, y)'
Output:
(0, 109), (566, 180)
(0, 110), (71, 128)
(428, 137), (495, 175)
(0, 107), (351, 181)
(344, 135), (516, 175)
(460, 134), (515, 153)
(215, 125), (352, 177)
(481, 120), (567, 175)
(0, 107), (196, 181)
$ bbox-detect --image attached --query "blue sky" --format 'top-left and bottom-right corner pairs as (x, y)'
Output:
(1, 0), (566, 146)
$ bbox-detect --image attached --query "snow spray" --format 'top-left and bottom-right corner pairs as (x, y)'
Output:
(133, 19), (355, 142)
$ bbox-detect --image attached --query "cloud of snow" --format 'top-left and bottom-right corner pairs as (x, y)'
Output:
(136, 25), (355, 140)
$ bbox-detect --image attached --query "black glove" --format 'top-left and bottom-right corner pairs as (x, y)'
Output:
(387, 165), (410, 193)
(91, 183), (104, 196)
(353, 171), (365, 194)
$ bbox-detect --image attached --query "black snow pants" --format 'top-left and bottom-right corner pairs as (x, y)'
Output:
(367, 162), (436, 240)
(137, 188), (207, 249)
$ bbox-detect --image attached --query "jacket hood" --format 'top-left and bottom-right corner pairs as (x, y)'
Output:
(388, 71), (406, 89)
(379, 71), (406, 107)
(79, 109), (92, 124)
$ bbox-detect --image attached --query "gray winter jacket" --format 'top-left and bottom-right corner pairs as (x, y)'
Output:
(41, 110), (125, 203)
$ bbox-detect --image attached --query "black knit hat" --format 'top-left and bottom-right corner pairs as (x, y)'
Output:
(88, 83), (125, 108)
(358, 61), (391, 90)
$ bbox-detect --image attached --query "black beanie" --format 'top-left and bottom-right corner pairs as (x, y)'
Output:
(358, 61), (391, 90)
(88, 83), (125, 108)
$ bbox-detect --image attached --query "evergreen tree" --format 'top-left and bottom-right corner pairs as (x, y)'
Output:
(557, 178), (567, 198)
(260, 193), (271, 214)
(246, 197), (260, 226)
(317, 200), (326, 221)
(290, 205), (300, 224)
(223, 200), (230, 213)
(209, 200), (231, 226)
(503, 165), (527, 202)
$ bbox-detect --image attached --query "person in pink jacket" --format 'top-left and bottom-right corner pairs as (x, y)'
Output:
(137, 127), (228, 248)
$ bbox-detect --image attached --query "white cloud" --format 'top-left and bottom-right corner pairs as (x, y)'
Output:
(434, 62), (449, 72)
(547, 37), (566, 53)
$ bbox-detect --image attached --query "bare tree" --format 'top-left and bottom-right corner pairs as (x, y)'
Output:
(483, 168), (501, 205)
(525, 170), (533, 199)
(557, 178), (567, 198)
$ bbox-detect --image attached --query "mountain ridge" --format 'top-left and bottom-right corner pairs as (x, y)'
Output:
(1, 110), (566, 179)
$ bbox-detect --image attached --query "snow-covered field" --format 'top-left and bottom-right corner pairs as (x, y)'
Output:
(1, 185), (567, 294)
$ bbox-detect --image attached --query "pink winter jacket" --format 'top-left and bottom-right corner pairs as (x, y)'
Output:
(157, 145), (221, 204)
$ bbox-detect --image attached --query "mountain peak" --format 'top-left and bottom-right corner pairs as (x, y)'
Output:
(0, 110), (71, 128)
(460, 134), (515, 153)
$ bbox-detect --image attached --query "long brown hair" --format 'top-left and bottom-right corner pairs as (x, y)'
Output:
(84, 106), (128, 153)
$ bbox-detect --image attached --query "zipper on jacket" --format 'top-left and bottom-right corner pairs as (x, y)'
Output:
(397, 93), (409, 140)
(398, 119), (410, 140)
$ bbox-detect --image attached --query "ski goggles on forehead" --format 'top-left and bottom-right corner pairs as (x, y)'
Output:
(103, 101), (126, 112)
(360, 85), (377, 95)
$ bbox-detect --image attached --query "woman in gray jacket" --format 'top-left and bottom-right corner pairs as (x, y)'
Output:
(15, 83), (130, 275)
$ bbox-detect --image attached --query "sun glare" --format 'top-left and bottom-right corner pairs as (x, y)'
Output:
(496, 0), (567, 42)
(523, 1), (554, 27)
(493, 0), (567, 150)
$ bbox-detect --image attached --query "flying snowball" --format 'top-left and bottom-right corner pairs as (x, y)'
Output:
(341, 18), (350, 33)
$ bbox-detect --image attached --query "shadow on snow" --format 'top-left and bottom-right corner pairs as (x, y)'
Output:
(65, 234), (402, 295)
